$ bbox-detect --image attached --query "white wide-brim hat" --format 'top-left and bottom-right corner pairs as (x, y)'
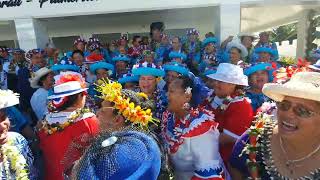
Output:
(29, 67), (52, 88)
(308, 60), (320, 71)
(48, 81), (88, 99)
(226, 41), (248, 58)
(0, 90), (19, 109)
(238, 32), (258, 39)
(263, 72), (320, 102)
(207, 63), (248, 86)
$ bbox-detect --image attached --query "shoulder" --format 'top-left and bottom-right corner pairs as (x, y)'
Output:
(184, 108), (218, 138)
(8, 132), (28, 148)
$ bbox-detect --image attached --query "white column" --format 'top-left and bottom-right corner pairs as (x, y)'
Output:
(14, 18), (50, 51)
(296, 10), (310, 58)
(216, 3), (241, 43)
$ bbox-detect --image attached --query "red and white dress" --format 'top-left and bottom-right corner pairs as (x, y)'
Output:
(162, 107), (224, 180)
(38, 110), (99, 180)
(202, 93), (254, 163)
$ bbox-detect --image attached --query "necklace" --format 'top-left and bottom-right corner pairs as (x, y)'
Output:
(279, 137), (320, 170)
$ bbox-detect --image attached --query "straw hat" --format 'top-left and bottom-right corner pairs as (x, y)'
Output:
(226, 41), (248, 58)
(0, 90), (19, 109)
(207, 63), (248, 86)
(308, 60), (320, 71)
(29, 67), (52, 88)
(263, 72), (320, 102)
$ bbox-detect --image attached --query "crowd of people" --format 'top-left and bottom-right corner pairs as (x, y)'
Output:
(0, 21), (319, 180)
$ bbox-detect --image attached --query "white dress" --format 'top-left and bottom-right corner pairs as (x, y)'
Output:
(162, 108), (226, 180)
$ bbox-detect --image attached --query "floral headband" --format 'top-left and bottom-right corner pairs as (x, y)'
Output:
(96, 79), (158, 127)
(74, 38), (87, 45)
(187, 28), (199, 36)
(26, 48), (46, 60)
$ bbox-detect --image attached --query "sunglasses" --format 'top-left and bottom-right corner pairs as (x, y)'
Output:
(277, 100), (316, 118)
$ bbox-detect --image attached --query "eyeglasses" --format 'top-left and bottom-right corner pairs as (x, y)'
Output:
(277, 100), (316, 118)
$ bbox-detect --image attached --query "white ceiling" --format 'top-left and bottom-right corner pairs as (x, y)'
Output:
(241, 3), (320, 32)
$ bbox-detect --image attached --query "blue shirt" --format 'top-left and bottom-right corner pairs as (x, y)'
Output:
(30, 88), (48, 120)
(6, 107), (28, 133)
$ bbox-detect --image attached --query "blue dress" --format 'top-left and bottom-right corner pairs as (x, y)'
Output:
(6, 107), (28, 133)
(245, 91), (269, 112)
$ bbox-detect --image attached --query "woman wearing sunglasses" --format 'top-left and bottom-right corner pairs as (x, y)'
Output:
(229, 71), (320, 179)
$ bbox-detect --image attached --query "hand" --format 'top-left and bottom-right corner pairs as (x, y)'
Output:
(227, 36), (234, 42)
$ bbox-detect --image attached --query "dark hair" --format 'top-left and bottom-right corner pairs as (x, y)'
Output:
(72, 50), (84, 58)
(121, 89), (155, 110)
(172, 36), (181, 43)
(38, 73), (50, 87)
(150, 22), (165, 36)
(172, 76), (196, 108)
(132, 36), (141, 43)
(55, 93), (83, 112)
(231, 47), (241, 54)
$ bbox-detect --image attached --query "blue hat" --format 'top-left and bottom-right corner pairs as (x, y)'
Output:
(163, 61), (189, 76)
(244, 63), (272, 76)
(202, 37), (217, 47)
(203, 67), (217, 76)
(254, 47), (277, 57)
(112, 54), (131, 62)
(168, 52), (187, 61)
(118, 73), (139, 84)
(11, 48), (25, 54)
(75, 131), (161, 180)
(90, 62), (115, 75)
(132, 62), (165, 77)
(51, 56), (79, 72)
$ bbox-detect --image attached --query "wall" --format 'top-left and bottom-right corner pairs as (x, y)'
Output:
(41, 6), (217, 40)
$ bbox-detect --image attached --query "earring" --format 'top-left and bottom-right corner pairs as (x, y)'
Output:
(183, 102), (190, 110)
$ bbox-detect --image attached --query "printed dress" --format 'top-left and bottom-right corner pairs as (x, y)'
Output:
(162, 107), (224, 180)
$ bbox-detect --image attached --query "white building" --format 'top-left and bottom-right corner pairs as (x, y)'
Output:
(0, 0), (319, 57)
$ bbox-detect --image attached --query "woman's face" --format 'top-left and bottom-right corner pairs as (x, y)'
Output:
(230, 48), (241, 64)
(205, 44), (215, 54)
(258, 52), (271, 62)
(189, 34), (197, 42)
(249, 70), (269, 90)
(72, 53), (84, 66)
(115, 61), (128, 75)
(241, 36), (253, 48)
(277, 96), (320, 142)
(76, 42), (85, 52)
(32, 53), (46, 68)
(96, 69), (109, 80)
(259, 33), (269, 43)
(213, 80), (237, 98)
(96, 101), (123, 131)
(152, 29), (161, 41)
(171, 38), (181, 51)
(144, 55), (154, 64)
(166, 71), (179, 85)
(167, 80), (190, 113)
(139, 75), (157, 95)
(0, 110), (10, 145)
(124, 82), (137, 90)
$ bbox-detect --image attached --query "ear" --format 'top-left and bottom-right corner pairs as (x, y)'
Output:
(184, 92), (192, 103)
(114, 115), (125, 125)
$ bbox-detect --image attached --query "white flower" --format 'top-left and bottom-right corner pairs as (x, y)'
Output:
(185, 87), (192, 94)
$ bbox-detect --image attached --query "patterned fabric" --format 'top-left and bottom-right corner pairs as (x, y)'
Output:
(199, 52), (219, 72)
(153, 89), (167, 120)
(246, 91), (270, 113)
(0, 132), (37, 180)
(6, 107), (28, 133)
(161, 108), (224, 180)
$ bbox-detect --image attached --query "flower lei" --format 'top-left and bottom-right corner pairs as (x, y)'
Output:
(96, 79), (158, 128)
(273, 58), (311, 83)
(42, 108), (92, 135)
(1, 139), (29, 180)
(240, 102), (275, 179)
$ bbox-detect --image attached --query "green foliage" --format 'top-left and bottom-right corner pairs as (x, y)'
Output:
(270, 23), (297, 44)
(279, 56), (296, 66)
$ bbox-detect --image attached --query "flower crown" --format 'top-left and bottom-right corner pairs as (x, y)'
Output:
(187, 28), (199, 36)
(74, 38), (87, 45)
(133, 62), (162, 70)
(96, 79), (158, 127)
(273, 58), (311, 83)
(55, 72), (86, 88)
